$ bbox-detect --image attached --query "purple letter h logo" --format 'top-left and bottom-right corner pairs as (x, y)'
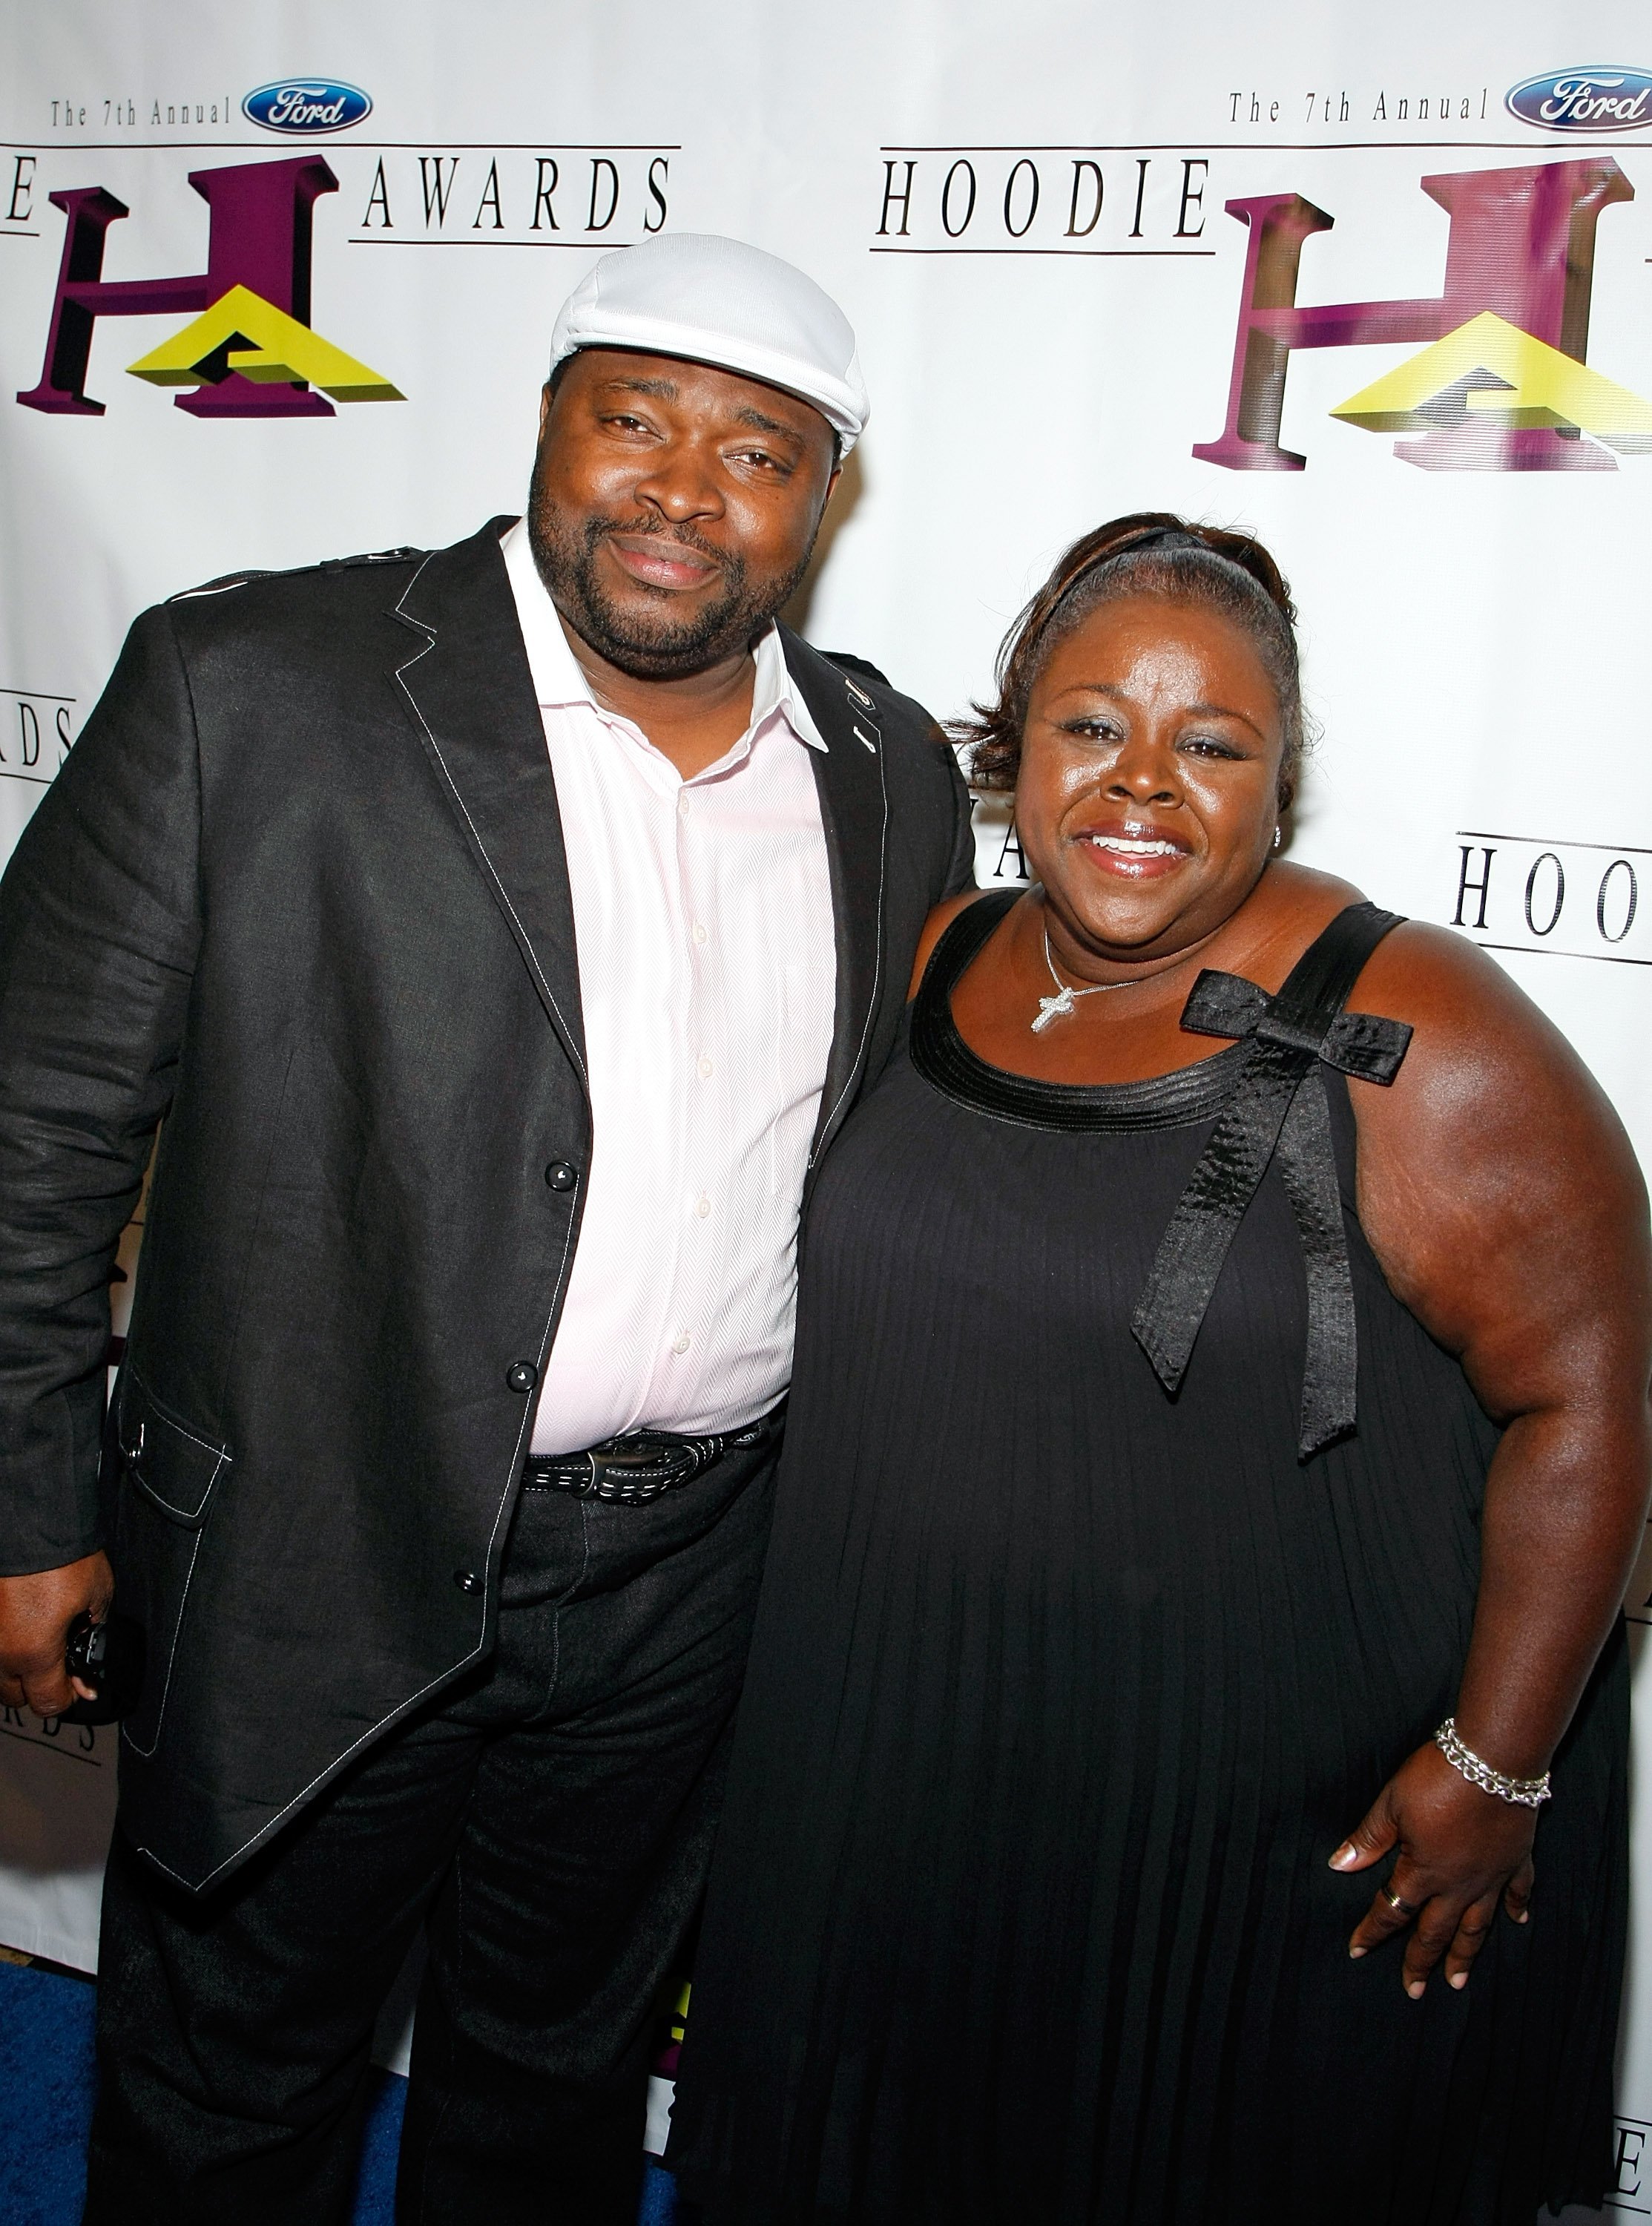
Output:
(1194, 159), (1633, 470)
(19, 156), (339, 418)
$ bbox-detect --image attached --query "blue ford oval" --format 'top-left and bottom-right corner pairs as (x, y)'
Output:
(1506, 67), (1652, 131)
(243, 80), (372, 134)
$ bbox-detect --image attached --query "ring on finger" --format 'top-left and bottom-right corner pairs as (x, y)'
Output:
(1382, 1883), (1420, 1915)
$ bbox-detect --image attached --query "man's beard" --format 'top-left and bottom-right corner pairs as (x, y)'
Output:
(527, 454), (817, 680)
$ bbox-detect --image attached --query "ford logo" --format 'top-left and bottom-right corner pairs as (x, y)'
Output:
(1505, 67), (1652, 131)
(242, 79), (372, 135)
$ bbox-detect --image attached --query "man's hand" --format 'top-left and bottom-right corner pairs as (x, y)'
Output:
(0, 1553), (115, 1716)
(1331, 1741), (1537, 1997)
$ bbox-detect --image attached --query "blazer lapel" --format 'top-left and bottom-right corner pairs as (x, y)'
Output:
(783, 631), (890, 1169)
(392, 518), (588, 1090)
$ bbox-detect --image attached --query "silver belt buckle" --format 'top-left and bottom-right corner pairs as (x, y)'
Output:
(588, 1433), (702, 1503)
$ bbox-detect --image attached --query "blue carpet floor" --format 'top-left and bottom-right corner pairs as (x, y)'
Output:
(0, 1957), (679, 2223)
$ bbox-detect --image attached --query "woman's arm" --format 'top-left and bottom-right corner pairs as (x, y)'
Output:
(1329, 921), (1652, 1994)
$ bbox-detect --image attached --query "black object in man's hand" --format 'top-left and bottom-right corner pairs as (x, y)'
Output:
(61, 1609), (147, 1726)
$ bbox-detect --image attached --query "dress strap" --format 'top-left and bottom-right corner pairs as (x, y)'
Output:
(1131, 903), (1413, 1460)
(916, 888), (1017, 1006)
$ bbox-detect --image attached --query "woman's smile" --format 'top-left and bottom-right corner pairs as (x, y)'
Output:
(1072, 820), (1193, 880)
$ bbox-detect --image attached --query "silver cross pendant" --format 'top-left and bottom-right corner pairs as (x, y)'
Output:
(1031, 988), (1075, 1034)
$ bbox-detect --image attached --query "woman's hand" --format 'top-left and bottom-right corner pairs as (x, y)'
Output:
(1330, 1741), (1536, 1997)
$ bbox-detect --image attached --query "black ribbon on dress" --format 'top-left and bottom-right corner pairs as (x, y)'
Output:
(1130, 904), (1412, 1460)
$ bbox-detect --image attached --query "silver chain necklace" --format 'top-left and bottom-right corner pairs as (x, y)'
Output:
(1031, 926), (1149, 1034)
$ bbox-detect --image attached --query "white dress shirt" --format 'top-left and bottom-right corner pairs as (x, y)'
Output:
(499, 520), (837, 1457)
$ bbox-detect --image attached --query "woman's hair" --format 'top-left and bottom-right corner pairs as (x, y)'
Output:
(957, 513), (1307, 809)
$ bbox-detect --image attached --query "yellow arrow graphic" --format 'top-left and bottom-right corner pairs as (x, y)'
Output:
(1330, 310), (1652, 454)
(125, 284), (404, 403)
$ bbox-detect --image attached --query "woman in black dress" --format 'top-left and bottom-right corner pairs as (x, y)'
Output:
(669, 516), (1651, 2225)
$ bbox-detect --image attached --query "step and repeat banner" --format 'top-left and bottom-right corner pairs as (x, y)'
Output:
(4, 0), (1652, 2190)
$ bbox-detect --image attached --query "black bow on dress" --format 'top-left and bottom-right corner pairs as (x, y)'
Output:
(1130, 905), (1412, 1460)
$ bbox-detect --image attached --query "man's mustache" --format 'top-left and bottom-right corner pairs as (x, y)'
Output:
(585, 513), (737, 579)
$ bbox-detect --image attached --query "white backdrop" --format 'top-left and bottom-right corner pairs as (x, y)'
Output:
(3, 0), (1652, 2196)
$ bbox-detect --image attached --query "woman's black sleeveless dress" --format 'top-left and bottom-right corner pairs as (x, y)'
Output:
(669, 893), (1628, 2226)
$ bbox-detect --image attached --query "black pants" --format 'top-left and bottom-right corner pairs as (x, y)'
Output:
(83, 1435), (780, 2226)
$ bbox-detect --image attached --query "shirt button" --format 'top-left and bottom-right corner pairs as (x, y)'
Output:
(697, 1057), (714, 1080)
(671, 1333), (691, 1356)
(692, 922), (708, 946)
(544, 1160), (578, 1192)
(506, 1362), (538, 1393)
(677, 793), (691, 819)
(454, 1569), (482, 1595)
(695, 1195), (711, 1220)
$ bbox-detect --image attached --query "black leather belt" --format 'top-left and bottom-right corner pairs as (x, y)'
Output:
(521, 1404), (785, 1506)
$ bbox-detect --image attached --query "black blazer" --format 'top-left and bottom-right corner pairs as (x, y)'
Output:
(0, 517), (974, 1891)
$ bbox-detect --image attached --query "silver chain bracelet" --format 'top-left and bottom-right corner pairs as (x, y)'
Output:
(1435, 1718), (1551, 1808)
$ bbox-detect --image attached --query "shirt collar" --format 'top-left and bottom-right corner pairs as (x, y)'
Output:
(500, 517), (828, 754)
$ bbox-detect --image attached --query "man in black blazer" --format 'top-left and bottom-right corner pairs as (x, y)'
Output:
(0, 234), (973, 2221)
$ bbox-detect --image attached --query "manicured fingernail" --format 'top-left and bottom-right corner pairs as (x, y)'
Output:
(1516, 1910), (1530, 1925)
(1329, 1844), (1358, 1870)
(1349, 1945), (1366, 1959)
(1449, 1971), (1467, 1990)
(1406, 1980), (1426, 1999)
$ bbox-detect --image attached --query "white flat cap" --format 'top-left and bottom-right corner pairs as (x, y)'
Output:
(548, 233), (869, 453)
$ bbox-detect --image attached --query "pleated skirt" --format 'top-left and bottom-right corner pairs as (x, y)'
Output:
(668, 1025), (1628, 2226)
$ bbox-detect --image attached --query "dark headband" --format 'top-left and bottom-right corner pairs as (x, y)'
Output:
(1111, 527), (1208, 556)
(1047, 525), (1277, 630)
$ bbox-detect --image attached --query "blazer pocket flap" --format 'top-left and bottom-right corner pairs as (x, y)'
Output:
(119, 1376), (231, 1527)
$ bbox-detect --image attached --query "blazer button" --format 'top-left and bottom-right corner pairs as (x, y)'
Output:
(453, 1569), (482, 1595)
(506, 1361), (538, 1393)
(544, 1160), (578, 1192)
